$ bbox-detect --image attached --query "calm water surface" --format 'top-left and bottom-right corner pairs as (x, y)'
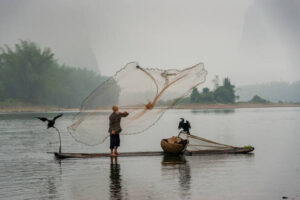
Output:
(0, 108), (300, 200)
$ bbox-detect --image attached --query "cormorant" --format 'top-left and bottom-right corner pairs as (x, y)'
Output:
(36, 113), (63, 129)
(36, 113), (63, 153)
(178, 118), (191, 134)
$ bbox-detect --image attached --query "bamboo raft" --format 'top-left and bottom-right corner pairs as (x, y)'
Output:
(53, 146), (254, 159)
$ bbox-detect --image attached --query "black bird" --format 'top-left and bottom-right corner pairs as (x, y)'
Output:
(178, 118), (191, 134)
(36, 113), (63, 153)
(36, 113), (63, 129)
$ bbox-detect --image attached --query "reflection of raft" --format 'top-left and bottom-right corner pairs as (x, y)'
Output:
(162, 154), (186, 165)
(160, 139), (188, 154)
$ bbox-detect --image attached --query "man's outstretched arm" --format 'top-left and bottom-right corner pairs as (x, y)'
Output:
(121, 112), (129, 117)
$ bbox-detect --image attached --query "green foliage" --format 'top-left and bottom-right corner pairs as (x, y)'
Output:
(243, 145), (254, 150)
(176, 97), (190, 105)
(0, 81), (4, 100)
(198, 87), (215, 103)
(189, 77), (237, 104)
(249, 95), (269, 104)
(214, 78), (236, 103)
(190, 88), (200, 103)
(214, 87), (234, 103)
(179, 97), (190, 104)
(0, 99), (26, 108)
(0, 40), (109, 107)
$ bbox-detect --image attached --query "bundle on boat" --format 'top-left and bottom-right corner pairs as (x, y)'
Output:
(160, 132), (254, 155)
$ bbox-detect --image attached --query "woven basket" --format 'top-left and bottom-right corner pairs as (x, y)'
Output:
(160, 139), (187, 154)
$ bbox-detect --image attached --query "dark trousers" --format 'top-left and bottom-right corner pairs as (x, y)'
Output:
(110, 133), (120, 150)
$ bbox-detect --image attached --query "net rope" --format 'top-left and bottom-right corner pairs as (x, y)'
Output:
(178, 131), (236, 151)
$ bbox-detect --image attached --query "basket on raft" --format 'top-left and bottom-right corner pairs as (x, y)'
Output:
(160, 138), (188, 154)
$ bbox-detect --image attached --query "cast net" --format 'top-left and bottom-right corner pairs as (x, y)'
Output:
(68, 62), (207, 146)
(178, 131), (236, 151)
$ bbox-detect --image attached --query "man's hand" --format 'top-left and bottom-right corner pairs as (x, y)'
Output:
(124, 111), (128, 115)
(111, 130), (115, 134)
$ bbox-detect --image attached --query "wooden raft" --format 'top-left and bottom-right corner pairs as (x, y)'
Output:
(53, 146), (254, 159)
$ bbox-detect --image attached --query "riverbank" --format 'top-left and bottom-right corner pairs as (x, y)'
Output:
(175, 103), (300, 109)
(1, 103), (299, 113)
(0, 105), (79, 113)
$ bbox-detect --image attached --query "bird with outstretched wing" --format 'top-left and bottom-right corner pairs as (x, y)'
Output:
(36, 113), (63, 153)
(37, 113), (63, 129)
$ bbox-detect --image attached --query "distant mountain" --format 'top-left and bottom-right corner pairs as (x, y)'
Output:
(237, 81), (300, 103)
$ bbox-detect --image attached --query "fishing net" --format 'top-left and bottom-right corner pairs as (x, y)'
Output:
(68, 62), (207, 146)
(178, 132), (236, 151)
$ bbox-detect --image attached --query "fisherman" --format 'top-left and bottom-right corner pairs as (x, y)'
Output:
(178, 118), (191, 134)
(109, 105), (129, 156)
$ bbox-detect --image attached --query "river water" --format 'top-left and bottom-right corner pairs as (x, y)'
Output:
(0, 108), (299, 200)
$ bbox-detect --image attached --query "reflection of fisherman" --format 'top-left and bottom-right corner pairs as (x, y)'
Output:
(109, 105), (129, 156)
(178, 118), (191, 134)
(110, 157), (122, 200)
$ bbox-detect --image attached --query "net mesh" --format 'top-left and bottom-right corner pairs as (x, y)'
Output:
(178, 132), (236, 151)
(68, 62), (207, 146)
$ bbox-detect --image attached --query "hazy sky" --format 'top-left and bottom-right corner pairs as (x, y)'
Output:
(0, 0), (299, 87)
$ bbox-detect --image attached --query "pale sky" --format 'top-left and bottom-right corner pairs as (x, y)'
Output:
(0, 0), (299, 87)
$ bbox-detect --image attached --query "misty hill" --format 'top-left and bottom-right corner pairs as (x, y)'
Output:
(238, 82), (300, 103)
(0, 40), (107, 108)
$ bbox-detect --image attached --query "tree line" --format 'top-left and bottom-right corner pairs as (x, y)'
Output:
(187, 77), (238, 104)
(0, 40), (107, 108)
(183, 77), (273, 104)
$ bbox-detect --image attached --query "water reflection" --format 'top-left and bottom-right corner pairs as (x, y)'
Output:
(191, 109), (235, 114)
(46, 177), (58, 199)
(110, 157), (122, 200)
(162, 154), (186, 165)
(162, 155), (191, 199)
(45, 159), (62, 199)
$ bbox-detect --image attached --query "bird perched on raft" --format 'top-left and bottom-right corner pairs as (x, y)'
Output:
(36, 113), (63, 129)
(178, 118), (191, 134)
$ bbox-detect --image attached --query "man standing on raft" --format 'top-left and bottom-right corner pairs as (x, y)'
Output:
(109, 105), (129, 156)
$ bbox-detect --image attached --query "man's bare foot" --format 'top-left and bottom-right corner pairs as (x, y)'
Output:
(110, 153), (117, 157)
(114, 152), (120, 155)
